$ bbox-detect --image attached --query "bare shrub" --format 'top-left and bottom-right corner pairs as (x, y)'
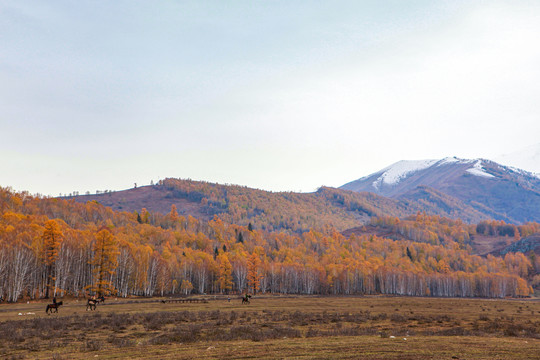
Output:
(5, 355), (25, 360)
(167, 324), (202, 343)
(21, 338), (40, 352)
(390, 314), (407, 323)
(434, 327), (470, 336)
(107, 335), (135, 348)
(144, 315), (165, 331)
(2, 327), (24, 343)
(331, 325), (362, 337)
(51, 352), (67, 360)
(306, 327), (321, 337)
(503, 326), (520, 337)
(209, 310), (221, 320)
(81, 339), (104, 352)
(435, 315), (452, 323)
(289, 311), (310, 326)
(341, 312), (367, 324)
(149, 334), (172, 345)
(268, 310), (285, 322)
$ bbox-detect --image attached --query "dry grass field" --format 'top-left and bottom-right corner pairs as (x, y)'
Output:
(0, 295), (538, 359)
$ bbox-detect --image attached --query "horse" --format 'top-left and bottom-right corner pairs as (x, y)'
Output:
(86, 295), (105, 311)
(86, 299), (98, 311)
(241, 294), (251, 304)
(45, 301), (63, 314)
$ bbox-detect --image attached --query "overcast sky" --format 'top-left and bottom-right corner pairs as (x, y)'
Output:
(1, 1), (539, 196)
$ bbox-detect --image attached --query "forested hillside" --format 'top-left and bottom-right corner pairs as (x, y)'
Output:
(0, 187), (536, 302)
(68, 178), (489, 233)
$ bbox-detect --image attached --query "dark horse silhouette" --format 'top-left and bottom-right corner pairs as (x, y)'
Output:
(86, 299), (97, 311)
(86, 296), (105, 311)
(241, 294), (251, 304)
(45, 301), (63, 314)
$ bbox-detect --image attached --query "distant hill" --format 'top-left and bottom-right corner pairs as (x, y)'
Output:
(68, 185), (214, 219)
(489, 234), (540, 257)
(341, 158), (540, 224)
(66, 157), (540, 231)
(67, 179), (385, 232)
(66, 177), (490, 232)
(341, 214), (540, 259)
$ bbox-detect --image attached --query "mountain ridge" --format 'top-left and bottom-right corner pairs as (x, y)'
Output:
(65, 177), (492, 233)
(341, 157), (540, 224)
(64, 158), (540, 228)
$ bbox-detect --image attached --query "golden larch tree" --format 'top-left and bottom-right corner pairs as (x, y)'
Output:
(247, 252), (262, 294)
(169, 204), (179, 225)
(218, 252), (233, 294)
(41, 220), (63, 298)
(91, 228), (119, 296)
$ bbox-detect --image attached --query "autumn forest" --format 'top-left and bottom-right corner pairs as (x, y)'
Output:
(0, 181), (537, 303)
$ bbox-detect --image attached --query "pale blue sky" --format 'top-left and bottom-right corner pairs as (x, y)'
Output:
(1, 1), (540, 195)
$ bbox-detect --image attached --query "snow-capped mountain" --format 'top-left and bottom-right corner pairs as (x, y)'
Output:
(341, 157), (540, 223)
(495, 143), (540, 175)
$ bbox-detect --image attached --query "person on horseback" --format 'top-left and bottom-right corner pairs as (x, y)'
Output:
(46, 300), (63, 314)
(242, 293), (251, 304)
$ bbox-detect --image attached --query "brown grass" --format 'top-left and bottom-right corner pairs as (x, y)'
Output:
(0, 295), (538, 359)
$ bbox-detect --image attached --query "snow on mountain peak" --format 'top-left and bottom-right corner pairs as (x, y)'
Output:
(437, 157), (461, 165)
(466, 160), (495, 178)
(370, 157), (499, 189)
(372, 159), (438, 189)
(437, 157), (474, 166)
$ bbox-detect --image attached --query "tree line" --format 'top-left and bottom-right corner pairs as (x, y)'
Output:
(0, 187), (534, 302)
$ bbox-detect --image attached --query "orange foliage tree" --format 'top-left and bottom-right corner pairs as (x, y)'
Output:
(218, 252), (233, 294)
(41, 220), (63, 298)
(247, 252), (262, 294)
(90, 228), (119, 296)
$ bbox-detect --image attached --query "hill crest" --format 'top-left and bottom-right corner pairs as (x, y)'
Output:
(65, 177), (490, 233)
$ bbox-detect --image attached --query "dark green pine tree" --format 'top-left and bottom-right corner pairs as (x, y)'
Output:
(406, 247), (413, 262)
